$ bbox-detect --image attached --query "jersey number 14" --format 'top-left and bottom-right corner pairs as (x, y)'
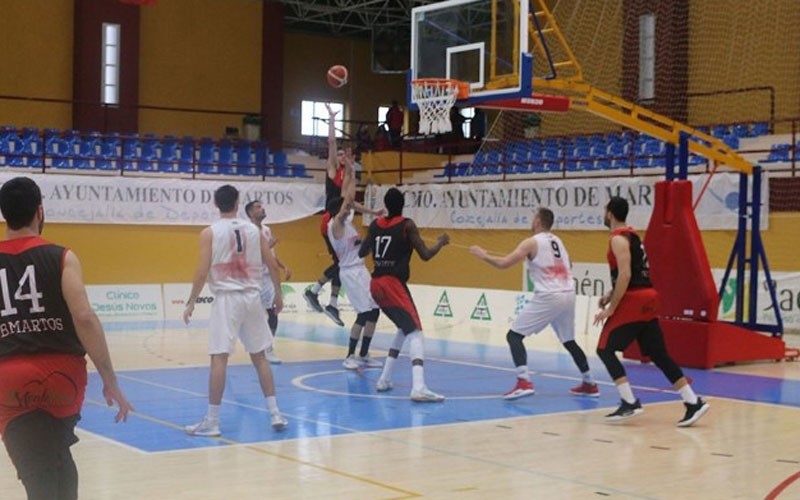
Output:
(0, 265), (45, 317)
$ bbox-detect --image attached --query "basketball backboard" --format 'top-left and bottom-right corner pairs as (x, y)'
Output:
(410, 0), (531, 107)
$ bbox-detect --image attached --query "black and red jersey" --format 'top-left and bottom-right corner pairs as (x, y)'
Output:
(363, 216), (412, 282)
(0, 236), (83, 358)
(325, 166), (345, 202)
(607, 227), (652, 289)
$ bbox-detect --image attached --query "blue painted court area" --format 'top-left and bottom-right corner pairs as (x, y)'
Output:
(79, 320), (800, 453)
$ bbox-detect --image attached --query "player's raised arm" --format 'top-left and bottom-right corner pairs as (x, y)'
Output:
(407, 220), (448, 261)
(325, 103), (339, 177)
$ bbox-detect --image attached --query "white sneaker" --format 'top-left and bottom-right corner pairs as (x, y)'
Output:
(271, 412), (288, 431)
(358, 355), (383, 368)
(265, 347), (282, 365)
(342, 355), (360, 370)
(376, 379), (393, 392)
(185, 417), (220, 437)
(410, 387), (445, 403)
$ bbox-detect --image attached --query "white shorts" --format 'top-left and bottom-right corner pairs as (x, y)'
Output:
(208, 290), (272, 355)
(510, 291), (576, 343)
(340, 265), (378, 313)
(260, 277), (275, 310)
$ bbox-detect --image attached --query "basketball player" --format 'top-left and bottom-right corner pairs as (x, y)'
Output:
(327, 151), (382, 369)
(594, 196), (709, 426)
(244, 200), (291, 364)
(358, 188), (449, 402)
(305, 104), (383, 327)
(183, 185), (287, 436)
(470, 207), (599, 400)
(0, 177), (132, 500)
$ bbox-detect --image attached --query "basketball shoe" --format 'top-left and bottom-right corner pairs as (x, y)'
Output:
(358, 355), (383, 368)
(342, 355), (360, 370)
(503, 379), (535, 400)
(265, 346), (282, 365)
(569, 382), (600, 397)
(605, 399), (643, 421)
(376, 379), (393, 392)
(304, 289), (323, 312)
(677, 398), (710, 427)
(185, 417), (221, 437)
(271, 412), (288, 431)
(410, 387), (445, 402)
(324, 305), (345, 327)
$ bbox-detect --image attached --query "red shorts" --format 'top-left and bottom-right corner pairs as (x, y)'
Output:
(370, 275), (422, 334)
(0, 353), (87, 434)
(598, 288), (661, 349)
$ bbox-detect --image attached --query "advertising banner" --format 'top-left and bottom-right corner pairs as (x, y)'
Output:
(365, 173), (767, 231)
(0, 173), (324, 226)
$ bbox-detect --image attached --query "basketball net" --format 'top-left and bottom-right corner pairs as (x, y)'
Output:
(411, 79), (468, 135)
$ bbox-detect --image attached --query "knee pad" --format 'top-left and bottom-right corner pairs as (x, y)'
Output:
(356, 308), (379, 326)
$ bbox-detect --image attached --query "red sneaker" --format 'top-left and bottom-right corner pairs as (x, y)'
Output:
(503, 379), (535, 400)
(569, 382), (600, 397)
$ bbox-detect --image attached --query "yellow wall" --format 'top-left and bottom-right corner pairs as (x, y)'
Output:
(0, 0), (73, 129)
(688, 0), (800, 130)
(138, 0), (263, 137)
(27, 211), (798, 289)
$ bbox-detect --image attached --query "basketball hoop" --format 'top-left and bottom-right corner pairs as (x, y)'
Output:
(411, 79), (469, 135)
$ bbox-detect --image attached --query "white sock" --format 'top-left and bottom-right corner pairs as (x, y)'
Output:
(412, 365), (425, 392)
(582, 371), (595, 384)
(329, 295), (339, 307)
(678, 384), (699, 405)
(311, 282), (322, 294)
(207, 403), (221, 422)
(515, 366), (531, 382)
(617, 382), (636, 404)
(266, 396), (279, 414)
(380, 330), (405, 383)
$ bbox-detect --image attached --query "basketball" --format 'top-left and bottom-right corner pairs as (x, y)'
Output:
(327, 65), (348, 88)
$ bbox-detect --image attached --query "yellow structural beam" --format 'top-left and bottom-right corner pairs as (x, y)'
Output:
(527, 0), (752, 174)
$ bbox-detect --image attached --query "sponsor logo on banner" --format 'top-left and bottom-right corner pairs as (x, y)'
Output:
(162, 283), (214, 321)
(434, 291), (454, 318)
(87, 285), (163, 322)
(365, 173), (767, 231)
(470, 293), (492, 321)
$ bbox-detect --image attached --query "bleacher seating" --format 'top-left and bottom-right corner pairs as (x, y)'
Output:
(0, 126), (310, 179)
(434, 120), (774, 179)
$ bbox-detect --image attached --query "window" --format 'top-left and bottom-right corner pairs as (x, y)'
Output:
(638, 13), (655, 101)
(101, 23), (121, 105)
(378, 106), (390, 127)
(301, 101), (344, 137)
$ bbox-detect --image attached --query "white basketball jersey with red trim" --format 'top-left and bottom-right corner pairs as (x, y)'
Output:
(528, 232), (573, 293)
(208, 218), (263, 293)
(328, 218), (363, 268)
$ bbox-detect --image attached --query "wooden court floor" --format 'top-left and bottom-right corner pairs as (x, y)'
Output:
(1, 313), (799, 500)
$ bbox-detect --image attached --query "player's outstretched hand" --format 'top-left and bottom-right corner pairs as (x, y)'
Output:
(438, 233), (450, 247)
(593, 306), (614, 326)
(469, 245), (487, 259)
(325, 102), (339, 118)
(103, 383), (134, 423)
(183, 302), (195, 325)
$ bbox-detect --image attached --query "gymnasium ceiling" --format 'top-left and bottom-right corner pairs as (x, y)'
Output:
(278, 0), (438, 38)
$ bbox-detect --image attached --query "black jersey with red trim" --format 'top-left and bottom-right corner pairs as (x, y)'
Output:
(364, 216), (412, 282)
(0, 236), (84, 358)
(325, 166), (345, 202)
(607, 227), (652, 289)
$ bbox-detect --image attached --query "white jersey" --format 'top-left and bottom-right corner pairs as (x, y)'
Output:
(527, 232), (574, 293)
(208, 218), (263, 294)
(327, 217), (363, 268)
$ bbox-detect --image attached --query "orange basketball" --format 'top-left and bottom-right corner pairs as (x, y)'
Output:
(327, 65), (348, 88)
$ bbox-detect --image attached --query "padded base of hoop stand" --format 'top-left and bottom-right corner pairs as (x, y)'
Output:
(622, 319), (786, 369)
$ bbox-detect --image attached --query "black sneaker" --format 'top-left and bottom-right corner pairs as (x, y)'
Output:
(324, 305), (345, 327)
(304, 289), (323, 312)
(605, 399), (643, 422)
(677, 397), (710, 427)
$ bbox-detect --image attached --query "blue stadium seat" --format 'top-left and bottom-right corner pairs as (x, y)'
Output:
(197, 138), (217, 174)
(272, 151), (289, 177)
(235, 141), (256, 175)
(764, 143), (790, 162)
(217, 139), (235, 174)
(711, 124), (729, 138)
(97, 132), (120, 170)
(178, 137), (195, 173)
(20, 128), (43, 168)
(122, 134), (141, 171)
(732, 123), (749, 138)
(158, 136), (180, 173)
(138, 135), (159, 172)
(253, 142), (270, 176)
(290, 162), (313, 178)
(75, 132), (102, 170)
(751, 122), (769, 137)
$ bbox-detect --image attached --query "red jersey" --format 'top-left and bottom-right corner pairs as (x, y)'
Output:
(607, 227), (652, 289)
